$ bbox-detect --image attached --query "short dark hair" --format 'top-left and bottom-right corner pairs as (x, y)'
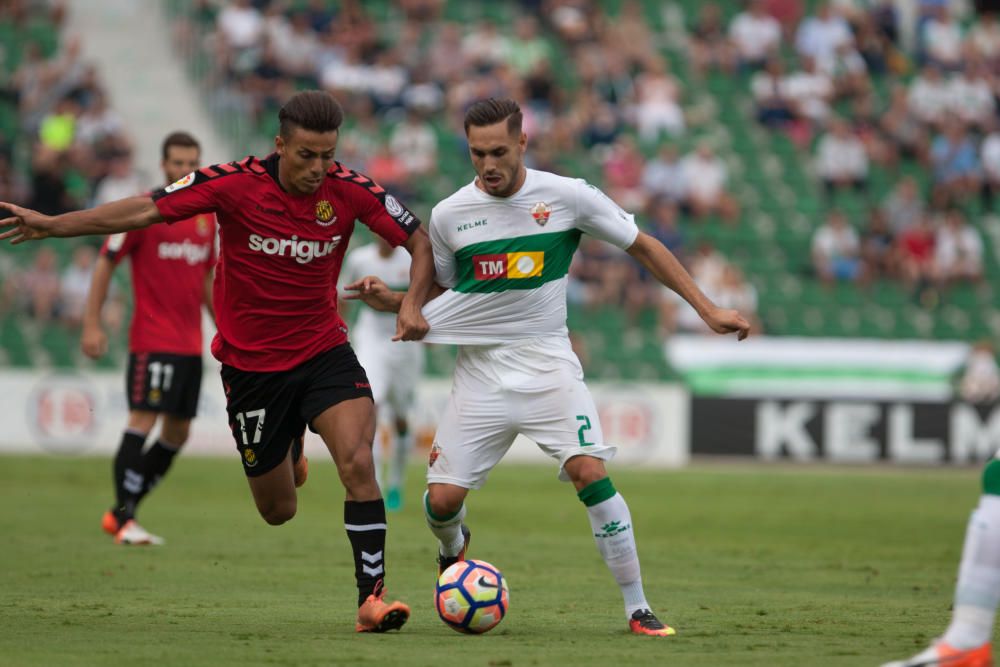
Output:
(161, 131), (200, 160)
(279, 90), (344, 137)
(463, 98), (522, 136)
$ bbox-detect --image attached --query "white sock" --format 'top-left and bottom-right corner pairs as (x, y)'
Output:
(583, 487), (649, 618)
(389, 430), (412, 490)
(943, 495), (1000, 649)
(423, 490), (466, 557)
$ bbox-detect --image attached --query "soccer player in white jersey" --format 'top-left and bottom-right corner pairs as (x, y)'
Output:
(340, 236), (424, 511)
(881, 469), (1000, 666)
(346, 98), (750, 636)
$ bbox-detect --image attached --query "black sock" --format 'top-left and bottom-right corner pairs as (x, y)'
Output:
(112, 430), (147, 525)
(344, 499), (387, 607)
(134, 439), (181, 505)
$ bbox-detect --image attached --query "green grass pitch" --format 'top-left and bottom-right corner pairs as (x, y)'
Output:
(0, 455), (985, 666)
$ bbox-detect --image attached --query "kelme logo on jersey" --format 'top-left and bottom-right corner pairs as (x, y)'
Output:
(473, 251), (544, 281)
(531, 201), (551, 226)
(315, 200), (336, 226)
(248, 233), (342, 264)
(164, 172), (195, 193)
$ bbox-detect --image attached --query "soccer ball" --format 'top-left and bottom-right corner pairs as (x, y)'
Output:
(435, 559), (509, 634)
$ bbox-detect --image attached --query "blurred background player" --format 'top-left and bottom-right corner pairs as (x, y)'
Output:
(82, 131), (216, 546)
(339, 235), (424, 512)
(347, 98), (750, 637)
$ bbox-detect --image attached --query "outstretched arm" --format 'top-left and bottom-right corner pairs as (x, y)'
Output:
(80, 255), (116, 359)
(626, 231), (750, 340)
(343, 276), (446, 314)
(0, 196), (162, 244)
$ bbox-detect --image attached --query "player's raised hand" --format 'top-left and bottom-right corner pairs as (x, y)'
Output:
(343, 275), (403, 313)
(702, 306), (751, 341)
(0, 202), (52, 244)
(81, 323), (108, 360)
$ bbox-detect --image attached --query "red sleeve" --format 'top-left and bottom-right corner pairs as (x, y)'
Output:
(151, 161), (251, 223)
(100, 230), (141, 265)
(329, 164), (421, 247)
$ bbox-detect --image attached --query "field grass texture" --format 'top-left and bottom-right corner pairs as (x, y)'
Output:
(0, 455), (984, 666)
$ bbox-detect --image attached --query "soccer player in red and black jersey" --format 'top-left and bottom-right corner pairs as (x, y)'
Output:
(0, 91), (434, 633)
(83, 131), (217, 547)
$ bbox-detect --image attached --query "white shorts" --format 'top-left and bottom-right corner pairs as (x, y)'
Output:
(427, 337), (615, 489)
(355, 341), (424, 419)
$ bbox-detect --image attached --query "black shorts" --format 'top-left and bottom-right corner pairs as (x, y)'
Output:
(126, 352), (203, 418)
(220, 343), (374, 477)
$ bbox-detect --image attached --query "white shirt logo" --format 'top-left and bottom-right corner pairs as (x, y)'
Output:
(248, 234), (342, 264)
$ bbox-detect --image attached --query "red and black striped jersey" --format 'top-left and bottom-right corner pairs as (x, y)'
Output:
(152, 153), (421, 372)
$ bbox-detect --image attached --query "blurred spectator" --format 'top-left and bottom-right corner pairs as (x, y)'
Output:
(74, 90), (123, 148)
(507, 16), (552, 76)
(815, 117), (869, 197)
(751, 59), (795, 127)
(920, 5), (964, 70)
(949, 61), (997, 131)
(679, 142), (739, 222)
(881, 84), (930, 164)
(959, 341), (1000, 404)
(217, 0), (263, 51)
(860, 206), (897, 279)
(728, 0), (782, 71)
(896, 214), (936, 294)
(645, 197), (684, 258)
(812, 210), (865, 284)
(967, 11), (1000, 66)
(983, 122), (1000, 209)
(27, 147), (78, 216)
(59, 244), (97, 329)
(907, 64), (951, 127)
(687, 2), (736, 77)
(881, 176), (926, 233)
(795, 2), (855, 74)
(92, 149), (143, 206)
(389, 108), (438, 178)
(601, 136), (645, 212)
(929, 120), (981, 208)
(641, 144), (687, 204)
(934, 208), (984, 286)
(631, 58), (685, 142)
(784, 55), (834, 125)
(39, 96), (79, 153)
(461, 20), (511, 70)
(5, 247), (61, 323)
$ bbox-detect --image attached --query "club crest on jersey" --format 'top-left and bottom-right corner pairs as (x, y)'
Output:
(531, 201), (551, 226)
(164, 172), (195, 193)
(196, 215), (211, 236)
(315, 200), (336, 226)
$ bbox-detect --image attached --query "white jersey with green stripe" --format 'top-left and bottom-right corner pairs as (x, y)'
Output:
(422, 168), (639, 345)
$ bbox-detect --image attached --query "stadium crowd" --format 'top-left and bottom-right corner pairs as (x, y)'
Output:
(3, 0), (1000, 355)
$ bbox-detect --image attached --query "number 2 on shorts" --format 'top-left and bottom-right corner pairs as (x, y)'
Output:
(576, 415), (594, 446)
(235, 409), (266, 445)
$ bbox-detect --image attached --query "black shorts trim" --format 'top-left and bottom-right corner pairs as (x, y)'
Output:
(220, 343), (374, 477)
(126, 352), (203, 418)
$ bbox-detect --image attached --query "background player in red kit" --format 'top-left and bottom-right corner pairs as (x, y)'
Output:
(82, 131), (216, 547)
(0, 91), (434, 634)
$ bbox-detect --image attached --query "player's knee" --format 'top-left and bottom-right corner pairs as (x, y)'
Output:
(426, 486), (465, 517)
(563, 455), (606, 488)
(259, 499), (297, 525)
(982, 459), (1000, 496)
(336, 443), (375, 487)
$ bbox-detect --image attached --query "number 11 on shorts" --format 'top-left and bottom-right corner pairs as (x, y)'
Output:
(576, 415), (594, 446)
(235, 409), (266, 445)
